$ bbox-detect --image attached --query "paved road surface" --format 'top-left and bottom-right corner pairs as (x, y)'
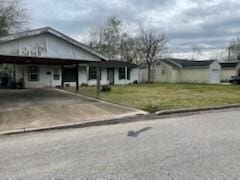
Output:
(1, 108), (240, 179)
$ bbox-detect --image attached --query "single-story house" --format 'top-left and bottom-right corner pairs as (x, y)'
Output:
(219, 62), (240, 82)
(0, 27), (139, 89)
(140, 58), (221, 84)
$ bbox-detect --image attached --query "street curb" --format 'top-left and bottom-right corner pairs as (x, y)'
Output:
(1, 105), (240, 136)
(0, 112), (147, 136)
(155, 104), (240, 115)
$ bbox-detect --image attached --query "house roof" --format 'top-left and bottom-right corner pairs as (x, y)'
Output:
(0, 27), (108, 61)
(162, 58), (216, 68)
(219, 62), (239, 68)
(101, 60), (138, 68)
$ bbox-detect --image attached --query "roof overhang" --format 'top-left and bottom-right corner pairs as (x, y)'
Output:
(0, 54), (100, 65)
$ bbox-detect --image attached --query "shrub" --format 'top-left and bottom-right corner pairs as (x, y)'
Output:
(133, 80), (138, 84)
(101, 85), (111, 92)
(81, 83), (88, 87)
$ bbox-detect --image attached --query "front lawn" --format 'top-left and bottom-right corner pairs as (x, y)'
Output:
(64, 83), (240, 112)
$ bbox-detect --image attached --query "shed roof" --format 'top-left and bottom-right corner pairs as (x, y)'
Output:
(219, 62), (239, 68)
(0, 27), (108, 61)
(162, 58), (216, 68)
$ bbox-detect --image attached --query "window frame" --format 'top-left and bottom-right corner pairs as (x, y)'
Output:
(28, 65), (39, 81)
(119, 67), (126, 80)
(53, 68), (60, 81)
(89, 67), (101, 80)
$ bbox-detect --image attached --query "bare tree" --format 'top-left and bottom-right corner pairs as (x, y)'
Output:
(228, 38), (240, 61)
(136, 27), (168, 83)
(191, 44), (203, 60)
(120, 33), (140, 63)
(0, 0), (28, 36)
(88, 16), (124, 60)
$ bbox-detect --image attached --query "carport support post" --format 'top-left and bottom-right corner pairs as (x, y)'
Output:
(76, 63), (79, 92)
(61, 64), (64, 88)
(96, 62), (101, 99)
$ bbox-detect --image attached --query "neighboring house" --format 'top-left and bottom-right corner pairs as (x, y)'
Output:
(0, 27), (139, 88)
(219, 62), (240, 82)
(140, 58), (221, 84)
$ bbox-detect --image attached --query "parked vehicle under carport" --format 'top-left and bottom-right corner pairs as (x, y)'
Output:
(229, 76), (240, 84)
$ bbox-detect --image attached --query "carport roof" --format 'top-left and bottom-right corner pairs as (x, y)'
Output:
(0, 54), (98, 65)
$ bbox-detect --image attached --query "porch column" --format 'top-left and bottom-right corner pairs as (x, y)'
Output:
(86, 66), (89, 84)
(125, 66), (128, 84)
(61, 64), (64, 88)
(13, 64), (16, 81)
(76, 63), (79, 91)
(96, 62), (101, 99)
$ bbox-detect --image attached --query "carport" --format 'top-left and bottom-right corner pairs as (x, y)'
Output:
(0, 27), (107, 98)
(0, 54), (102, 98)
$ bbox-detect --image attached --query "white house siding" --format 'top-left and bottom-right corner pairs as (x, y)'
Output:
(139, 68), (148, 83)
(0, 33), (101, 62)
(47, 34), (100, 61)
(86, 67), (139, 86)
(141, 61), (221, 84)
(113, 68), (139, 85)
(15, 64), (62, 88)
(178, 68), (210, 83)
(220, 69), (236, 82)
(154, 62), (175, 83)
(0, 34), (47, 57)
(237, 64), (240, 76)
(87, 68), (108, 86)
(15, 64), (139, 88)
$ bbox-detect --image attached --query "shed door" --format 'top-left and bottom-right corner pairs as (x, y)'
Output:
(210, 69), (220, 83)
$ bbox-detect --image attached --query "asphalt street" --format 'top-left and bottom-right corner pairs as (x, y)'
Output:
(1, 108), (240, 179)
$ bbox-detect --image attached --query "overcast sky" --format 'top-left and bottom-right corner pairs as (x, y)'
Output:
(27, 0), (240, 57)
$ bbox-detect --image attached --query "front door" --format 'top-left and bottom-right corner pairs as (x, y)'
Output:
(107, 68), (114, 84)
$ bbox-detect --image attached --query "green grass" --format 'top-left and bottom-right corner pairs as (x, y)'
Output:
(64, 83), (240, 112)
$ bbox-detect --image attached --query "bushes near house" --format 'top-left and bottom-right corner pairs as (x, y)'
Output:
(101, 85), (111, 92)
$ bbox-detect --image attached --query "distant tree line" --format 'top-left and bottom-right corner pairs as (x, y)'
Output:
(228, 38), (240, 61)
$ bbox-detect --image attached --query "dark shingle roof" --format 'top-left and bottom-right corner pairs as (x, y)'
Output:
(100, 60), (138, 68)
(219, 62), (239, 68)
(162, 58), (216, 68)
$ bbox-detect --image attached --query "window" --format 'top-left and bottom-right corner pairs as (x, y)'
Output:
(89, 67), (97, 80)
(53, 68), (60, 80)
(89, 67), (101, 80)
(28, 66), (39, 81)
(127, 68), (131, 80)
(119, 68), (126, 80)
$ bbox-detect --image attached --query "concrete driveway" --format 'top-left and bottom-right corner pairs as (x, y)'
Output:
(0, 88), (144, 132)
